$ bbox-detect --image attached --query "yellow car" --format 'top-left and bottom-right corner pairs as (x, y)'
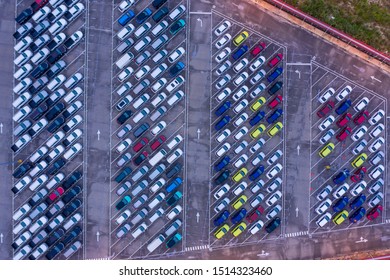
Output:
(351, 153), (367, 168)
(232, 195), (247, 209)
(232, 168), (248, 182)
(233, 31), (249, 46)
(267, 122), (283, 137)
(319, 143), (335, 158)
(214, 224), (230, 239)
(250, 124), (266, 139)
(333, 210), (349, 225)
(250, 97), (266, 112)
(231, 222), (247, 237)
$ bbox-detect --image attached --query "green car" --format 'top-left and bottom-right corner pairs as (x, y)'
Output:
(115, 167), (132, 183)
(166, 191), (183, 206)
(166, 233), (182, 248)
(170, 19), (186, 35)
(116, 195), (131, 211)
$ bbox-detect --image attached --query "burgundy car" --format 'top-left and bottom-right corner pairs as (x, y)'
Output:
(367, 205), (383, 220)
(336, 127), (352, 142)
(245, 205), (264, 223)
(353, 110), (369, 125)
(268, 53), (283, 68)
(350, 166), (367, 183)
(317, 100), (335, 118)
(251, 42), (266, 56)
(133, 137), (148, 152)
(150, 135), (166, 151)
(336, 112), (352, 127)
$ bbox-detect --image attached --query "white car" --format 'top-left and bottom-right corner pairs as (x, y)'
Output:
(333, 183), (349, 199)
(13, 217), (31, 235)
(12, 92), (32, 109)
(151, 92), (167, 108)
(117, 24), (135, 40)
(216, 129), (230, 143)
(216, 88), (231, 102)
(249, 220), (264, 234)
(315, 198), (331, 215)
(368, 137), (384, 153)
(234, 141), (248, 154)
(234, 154), (248, 168)
(167, 205), (182, 220)
(14, 22), (33, 40)
(250, 83), (266, 98)
(354, 97), (369, 112)
(350, 181), (367, 196)
(14, 50), (33, 66)
(216, 61), (232, 76)
(14, 36), (32, 53)
(233, 113), (248, 127)
(115, 210), (131, 225)
(369, 179), (384, 194)
(12, 134), (32, 152)
(251, 152), (265, 166)
(150, 63), (167, 79)
(166, 76), (185, 93)
(369, 123), (384, 138)
(319, 129), (335, 144)
(369, 151), (384, 166)
(215, 47), (231, 63)
(13, 105), (31, 122)
(233, 182), (247, 196)
(63, 213), (82, 231)
(29, 146), (48, 163)
(49, 5), (68, 23)
(318, 115), (335, 131)
(267, 150), (283, 165)
(169, 4), (186, 20)
(64, 87), (83, 104)
(214, 20), (231, 36)
(167, 148), (183, 164)
(46, 131), (65, 148)
(168, 46), (185, 63)
(13, 203), (31, 221)
(14, 64), (33, 80)
(233, 99), (248, 113)
(117, 67), (134, 82)
(47, 74), (66, 91)
(116, 138), (132, 153)
(31, 48), (50, 65)
(119, 0), (135, 12)
(215, 74), (231, 90)
(45, 145), (65, 163)
(266, 163), (283, 179)
(267, 178), (282, 193)
(64, 73), (83, 89)
(214, 198), (230, 213)
(13, 78), (32, 94)
(29, 118), (48, 137)
(32, 6), (51, 22)
(116, 82), (132, 96)
(216, 143), (230, 157)
(250, 138), (265, 153)
(46, 173), (65, 190)
(135, 65), (150, 80)
(152, 78), (167, 93)
(233, 58), (248, 73)
(369, 165), (384, 180)
(233, 72), (249, 86)
(215, 34), (231, 49)
(29, 174), (49, 191)
(131, 94), (149, 109)
(316, 213), (332, 228)
(250, 194), (265, 208)
(214, 184), (230, 200)
(13, 245), (32, 260)
(234, 127), (248, 140)
(29, 161), (48, 177)
(318, 88), (335, 103)
(368, 109), (385, 125)
(151, 121), (166, 136)
(49, 18), (68, 35)
(65, 30), (84, 49)
(316, 185), (332, 201)
(65, 3), (85, 21)
(63, 101), (83, 118)
(266, 191), (282, 206)
(14, 176), (32, 194)
(29, 216), (48, 234)
(232, 86), (248, 101)
(266, 205), (282, 220)
(167, 90), (184, 106)
(351, 125), (367, 141)
(335, 85), (352, 101)
(167, 134), (183, 150)
(250, 70), (266, 85)
(249, 56), (266, 72)
(368, 192), (383, 207)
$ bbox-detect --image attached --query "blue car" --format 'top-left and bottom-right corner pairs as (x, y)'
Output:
(349, 194), (366, 210)
(333, 168), (350, 184)
(136, 8), (152, 24)
(267, 67), (283, 83)
(215, 115), (231, 130)
(349, 207), (366, 223)
(249, 111), (265, 126)
(118, 10), (135, 26)
(231, 208), (247, 224)
(169, 61), (185, 77)
(266, 108), (283, 124)
(232, 45), (248, 60)
(214, 210), (230, 227)
(215, 101), (231, 116)
(332, 196), (349, 212)
(215, 156), (230, 172)
(165, 177), (183, 193)
(249, 166), (265, 181)
(335, 99), (351, 115)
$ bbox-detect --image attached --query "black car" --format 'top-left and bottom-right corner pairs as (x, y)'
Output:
(132, 152), (146, 166)
(136, 8), (152, 24)
(47, 158), (67, 175)
(30, 103), (49, 121)
(30, 62), (49, 79)
(169, 61), (185, 77)
(46, 242), (65, 260)
(65, 0), (79, 6)
(13, 163), (33, 179)
(214, 170), (230, 185)
(30, 20), (50, 39)
(63, 171), (82, 190)
(28, 76), (49, 95)
(133, 123), (149, 138)
(117, 110), (132, 125)
(45, 102), (65, 121)
(152, 7), (169, 23)
(47, 60), (66, 79)
(152, 0), (167, 9)
(28, 90), (49, 108)
(265, 217), (281, 233)
(15, 8), (33, 25)
(166, 163), (182, 179)
(47, 116), (65, 133)
(62, 226), (82, 245)
(62, 185), (82, 204)
(47, 45), (67, 64)
(45, 229), (65, 247)
(13, 23), (33, 40)
(62, 199), (82, 217)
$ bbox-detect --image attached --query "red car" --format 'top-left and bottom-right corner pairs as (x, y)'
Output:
(150, 135), (166, 151)
(47, 186), (64, 203)
(268, 95), (282, 109)
(367, 204), (383, 220)
(245, 205), (264, 223)
(133, 137), (149, 152)
(268, 53), (283, 68)
(317, 100), (335, 118)
(353, 110), (369, 125)
(251, 42), (266, 56)
(336, 127), (352, 141)
(336, 113), (352, 127)
(350, 166), (367, 183)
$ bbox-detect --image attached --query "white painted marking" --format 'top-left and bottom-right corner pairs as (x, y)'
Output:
(370, 76), (382, 83)
(295, 69), (301, 79)
(297, 145), (300, 155)
(190, 11), (212, 15)
(197, 128), (200, 140)
(355, 237), (368, 243)
(0, 123), (3, 134)
(286, 63), (311, 66)
(295, 207), (299, 217)
(257, 250), (269, 257)
(97, 130), (100, 141)
(197, 18), (203, 27)
(0, 233), (3, 243)
(196, 212), (200, 223)
(96, 231), (100, 242)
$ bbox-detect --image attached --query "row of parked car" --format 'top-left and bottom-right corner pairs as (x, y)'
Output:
(110, 0), (187, 253)
(12, 0), (86, 260)
(211, 21), (286, 239)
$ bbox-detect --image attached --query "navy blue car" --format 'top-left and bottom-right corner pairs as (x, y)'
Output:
(249, 166), (265, 181)
(118, 10), (135, 26)
(15, 8), (33, 25)
(232, 45), (248, 60)
(136, 8), (152, 24)
(267, 67), (283, 83)
(349, 194), (366, 210)
(215, 101), (231, 116)
(333, 168), (350, 184)
(214, 170), (230, 185)
(214, 210), (230, 227)
(335, 99), (352, 115)
(214, 156), (230, 172)
(152, 7), (169, 23)
(249, 111), (265, 126)
(169, 61), (185, 77)
(349, 207), (366, 223)
(13, 163), (33, 179)
(267, 108), (283, 124)
(231, 208), (247, 224)
(332, 196), (349, 212)
(215, 115), (231, 130)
